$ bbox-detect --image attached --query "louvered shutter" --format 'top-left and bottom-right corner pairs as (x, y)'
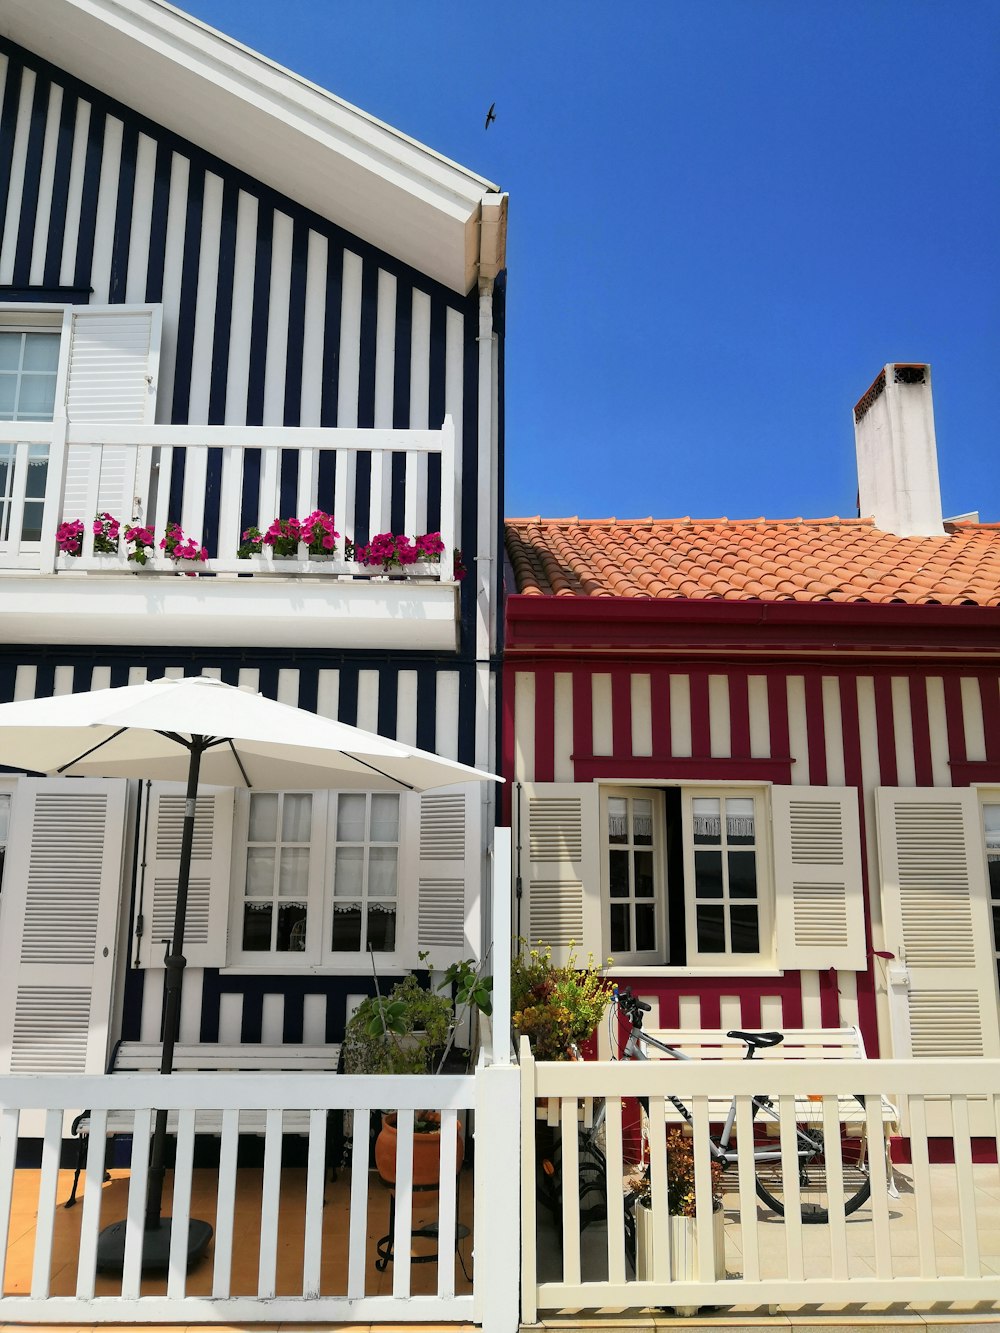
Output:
(772, 786), (866, 969)
(399, 785), (480, 965)
(876, 787), (1000, 1133)
(138, 783), (233, 969)
(57, 304), (161, 522)
(0, 779), (128, 1097)
(516, 782), (602, 967)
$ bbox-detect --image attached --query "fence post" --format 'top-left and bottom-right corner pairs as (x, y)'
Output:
(491, 827), (512, 1066)
(474, 1062), (521, 1333)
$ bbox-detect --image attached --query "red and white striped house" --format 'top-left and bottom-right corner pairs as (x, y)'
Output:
(503, 364), (1000, 1136)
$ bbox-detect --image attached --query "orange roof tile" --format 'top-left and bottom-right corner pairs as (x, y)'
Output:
(504, 517), (1000, 607)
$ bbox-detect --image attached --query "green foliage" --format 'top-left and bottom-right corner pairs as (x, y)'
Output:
(437, 958), (493, 1017)
(343, 974), (453, 1075)
(630, 1129), (724, 1217)
(510, 939), (613, 1061)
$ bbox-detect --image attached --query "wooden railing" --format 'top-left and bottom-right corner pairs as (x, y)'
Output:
(0, 419), (456, 580)
(520, 1045), (1000, 1319)
(0, 1064), (520, 1328)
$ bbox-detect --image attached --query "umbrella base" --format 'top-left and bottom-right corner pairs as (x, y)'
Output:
(95, 1217), (213, 1273)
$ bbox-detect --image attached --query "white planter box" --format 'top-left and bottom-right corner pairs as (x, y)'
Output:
(634, 1201), (725, 1314)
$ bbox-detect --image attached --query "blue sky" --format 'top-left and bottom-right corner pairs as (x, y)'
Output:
(184, 1), (998, 524)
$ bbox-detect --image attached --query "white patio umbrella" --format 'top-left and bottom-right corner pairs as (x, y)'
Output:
(0, 675), (500, 1271)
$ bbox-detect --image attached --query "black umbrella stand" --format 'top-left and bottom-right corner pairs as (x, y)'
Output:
(96, 736), (216, 1273)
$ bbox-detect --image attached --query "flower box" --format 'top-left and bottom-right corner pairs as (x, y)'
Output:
(634, 1201), (725, 1312)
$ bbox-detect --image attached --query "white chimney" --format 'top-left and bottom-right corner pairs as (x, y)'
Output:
(853, 363), (944, 536)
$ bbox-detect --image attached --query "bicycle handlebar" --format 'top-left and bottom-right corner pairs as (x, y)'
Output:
(613, 985), (651, 1018)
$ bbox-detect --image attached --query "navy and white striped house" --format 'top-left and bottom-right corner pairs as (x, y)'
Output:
(0, 0), (508, 1071)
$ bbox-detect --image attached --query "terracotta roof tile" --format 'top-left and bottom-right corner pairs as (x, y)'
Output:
(504, 517), (1000, 607)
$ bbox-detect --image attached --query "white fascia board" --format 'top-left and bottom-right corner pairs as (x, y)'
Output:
(0, 577), (460, 652)
(0, 0), (499, 293)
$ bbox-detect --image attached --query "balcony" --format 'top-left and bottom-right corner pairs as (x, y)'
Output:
(0, 420), (460, 651)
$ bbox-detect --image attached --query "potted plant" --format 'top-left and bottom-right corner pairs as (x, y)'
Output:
(510, 940), (613, 1061)
(262, 516), (302, 558)
(629, 1129), (726, 1308)
(160, 522), (207, 574)
(299, 509), (339, 557)
(124, 522), (156, 566)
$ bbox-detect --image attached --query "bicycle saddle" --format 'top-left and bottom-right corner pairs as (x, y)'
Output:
(727, 1029), (784, 1049)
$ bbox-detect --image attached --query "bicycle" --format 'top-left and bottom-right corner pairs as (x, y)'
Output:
(585, 987), (872, 1225)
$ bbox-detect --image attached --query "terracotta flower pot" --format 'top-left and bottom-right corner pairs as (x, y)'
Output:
(375, 1111), (465, 1188)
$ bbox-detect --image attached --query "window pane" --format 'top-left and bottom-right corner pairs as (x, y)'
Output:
(0, 794), (9, 842)
(337, 793), (366, 842)
(370, 793), (399, 842)
(692, 797), (720, 844)
(633, 850), (655, 897)
(20, 500), (43, 543)
(635, 901), (656, 951)
(281, 793), (312, 841)
(278, 846), (309, 898)
(243, 902), (273, 950)
(985, 804), (1000, 845)
(608, 797), (628, 844)
(24, 451), (47, 498)
(16, 374), (57, 419)
(367, 904), (397, 951)
(608, 849), (629, 898)
(632, 798), (653, 846)
(696, 905), (726, 952)
(0, 335), (20, 372)
(989, 855), (1000, 899)
(331, 904), (362, 951)
(368, 846), (397, 897)
(726, 797), (756, 844)
(0, 376), (16, 418)
(276, 902), (307, 951)
(730, 905), (760, 953)
(334, 845), (364, 897)
(728, 850), (758, 898)
(248, 793), (278, 842)
(245, 847), (274, 898)
(21, 333), (59, 372)
(610, 902), (630, 953)
(694, 849), (723, 897)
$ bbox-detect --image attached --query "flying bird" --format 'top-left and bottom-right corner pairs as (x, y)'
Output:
(484, 102), (496, 130)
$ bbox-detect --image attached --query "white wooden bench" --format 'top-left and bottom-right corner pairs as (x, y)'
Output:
(66, 1040), (342, 1207)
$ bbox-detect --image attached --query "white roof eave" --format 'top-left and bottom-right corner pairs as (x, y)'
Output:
(0, 0), (499, 293)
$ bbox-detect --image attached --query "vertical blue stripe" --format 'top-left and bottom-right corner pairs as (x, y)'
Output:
(427, 293), (447, 533)
(73, 104), (105, 290)
(207, 178), (238, 423)
(415, 666), (437, 753)
(296, 666), (318, 716)
(33, 662), (55, 700)
(458, 661), (476, 766)
(240, 991), (264, 1043)
(169, 161), (204, 424)
(0, 662), (17, 705)
(278, 448), (297, 517)
(459, 295), (479, 639)
(390, 280), (412, 531)
(12, 71), (50, 285)
(357, 259), (378, 429)
(108, 121), (138, 303)
(42, 87), (78, 288)
(337, 664), (358, 727)
(109, 661), (131, 687)
(377, 665), (398, 739)
(353, 449), (371, 545)
(143, 138), (172, 304)
(320, 241), (342, 427)
(283, 217), (309, 426)
(245, 200), (273, 427)
(0, 58), (24, 239)
(256, 662), (279, 701)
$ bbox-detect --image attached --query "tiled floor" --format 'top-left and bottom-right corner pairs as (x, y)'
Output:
(2, 1165), (474, 1301)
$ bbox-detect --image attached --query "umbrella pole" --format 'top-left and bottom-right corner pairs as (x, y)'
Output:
(146, 736), (205, 1229)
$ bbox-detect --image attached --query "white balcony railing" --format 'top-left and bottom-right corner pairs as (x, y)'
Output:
(0, 419), (456, 581)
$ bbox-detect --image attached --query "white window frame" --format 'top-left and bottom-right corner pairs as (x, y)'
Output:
(978, 788), (1000, 991)
(227, 789), (409, 972)
(0, 777), (15, 900)
(599, 786), (666, 967)
(598, 780), (774, 971)
(0, 326), (62, 422)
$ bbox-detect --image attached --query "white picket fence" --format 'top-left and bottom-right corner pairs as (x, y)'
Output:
(521, 1048), (1000, 1319)
(0, 1064), (520, 1327)
(0, 419), (456, 579)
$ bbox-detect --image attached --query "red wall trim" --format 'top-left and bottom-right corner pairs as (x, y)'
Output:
(650, 666), (672, 756)
(804, 672), (827, 786)
(533, 668), (555, 783)
(979, 672), (1000, 764)
(767, 673), (791, 772)
(909, 675), (934, 786)
(572, 755), (795, 783)
(501, 659), (516, 826)
(873, 674), (898, 787)
(689, 671), (711, 758)
(942, 673), (968, 770)
(572, 669), (593, 768)
(729, 670), (751, 760)
(611, 669), (632, 760)
(949, 760), (1000, 787)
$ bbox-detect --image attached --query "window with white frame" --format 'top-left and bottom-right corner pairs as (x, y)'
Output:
(329, 792), (399, 953)
(0, 328), (60, 545)
(241, 792), (313, 954)
(602, 788), (663, 963)
(983, 801), (1000, 989)
(686, 791), (763, 960)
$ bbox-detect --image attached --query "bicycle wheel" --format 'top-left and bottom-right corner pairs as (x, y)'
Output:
(751, 1095), (871, 1223)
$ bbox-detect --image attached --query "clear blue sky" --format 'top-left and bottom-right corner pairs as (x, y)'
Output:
(184, 1), (999, 524)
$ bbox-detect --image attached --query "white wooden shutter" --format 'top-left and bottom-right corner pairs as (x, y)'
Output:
(0, 778), (127, 1088)
(58, 304), (161, 521)
(772, 786), (866, 970)
(399, 785), (480, 965)
(876, 787), (1000, 1132)
(516, 782), (602, 967)
(138, 783), (233, 969)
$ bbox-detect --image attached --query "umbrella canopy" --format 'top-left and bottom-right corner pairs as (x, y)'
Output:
(0, 675), (499, 790)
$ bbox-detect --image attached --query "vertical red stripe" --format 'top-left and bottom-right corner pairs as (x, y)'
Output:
(571, 668), (593, 777)
(979, 671), (1000, 763)
(689, 671), (710, 756)
(611, 669), (632, 759)
(698, 991), (721, 1029)
(908, 675), (933, 786)
(650, 666), (671, 756)
(803, 673), (827, 786)
(738, 990), (762, 1029)
(780, 979), (804, 1028)
(655, 990), (681, 1028)
(533, 668), (555, 783)
(818, 969), (841, 1027)
(501, 660), (516, 825)
(837, 675), (879, 1055)
(873, 675), (898, 787)
(942, 674), (967, 773)
(728, 671), (751, 759)
(767, 672), (790, 761)
(838, 675), (862, 781)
